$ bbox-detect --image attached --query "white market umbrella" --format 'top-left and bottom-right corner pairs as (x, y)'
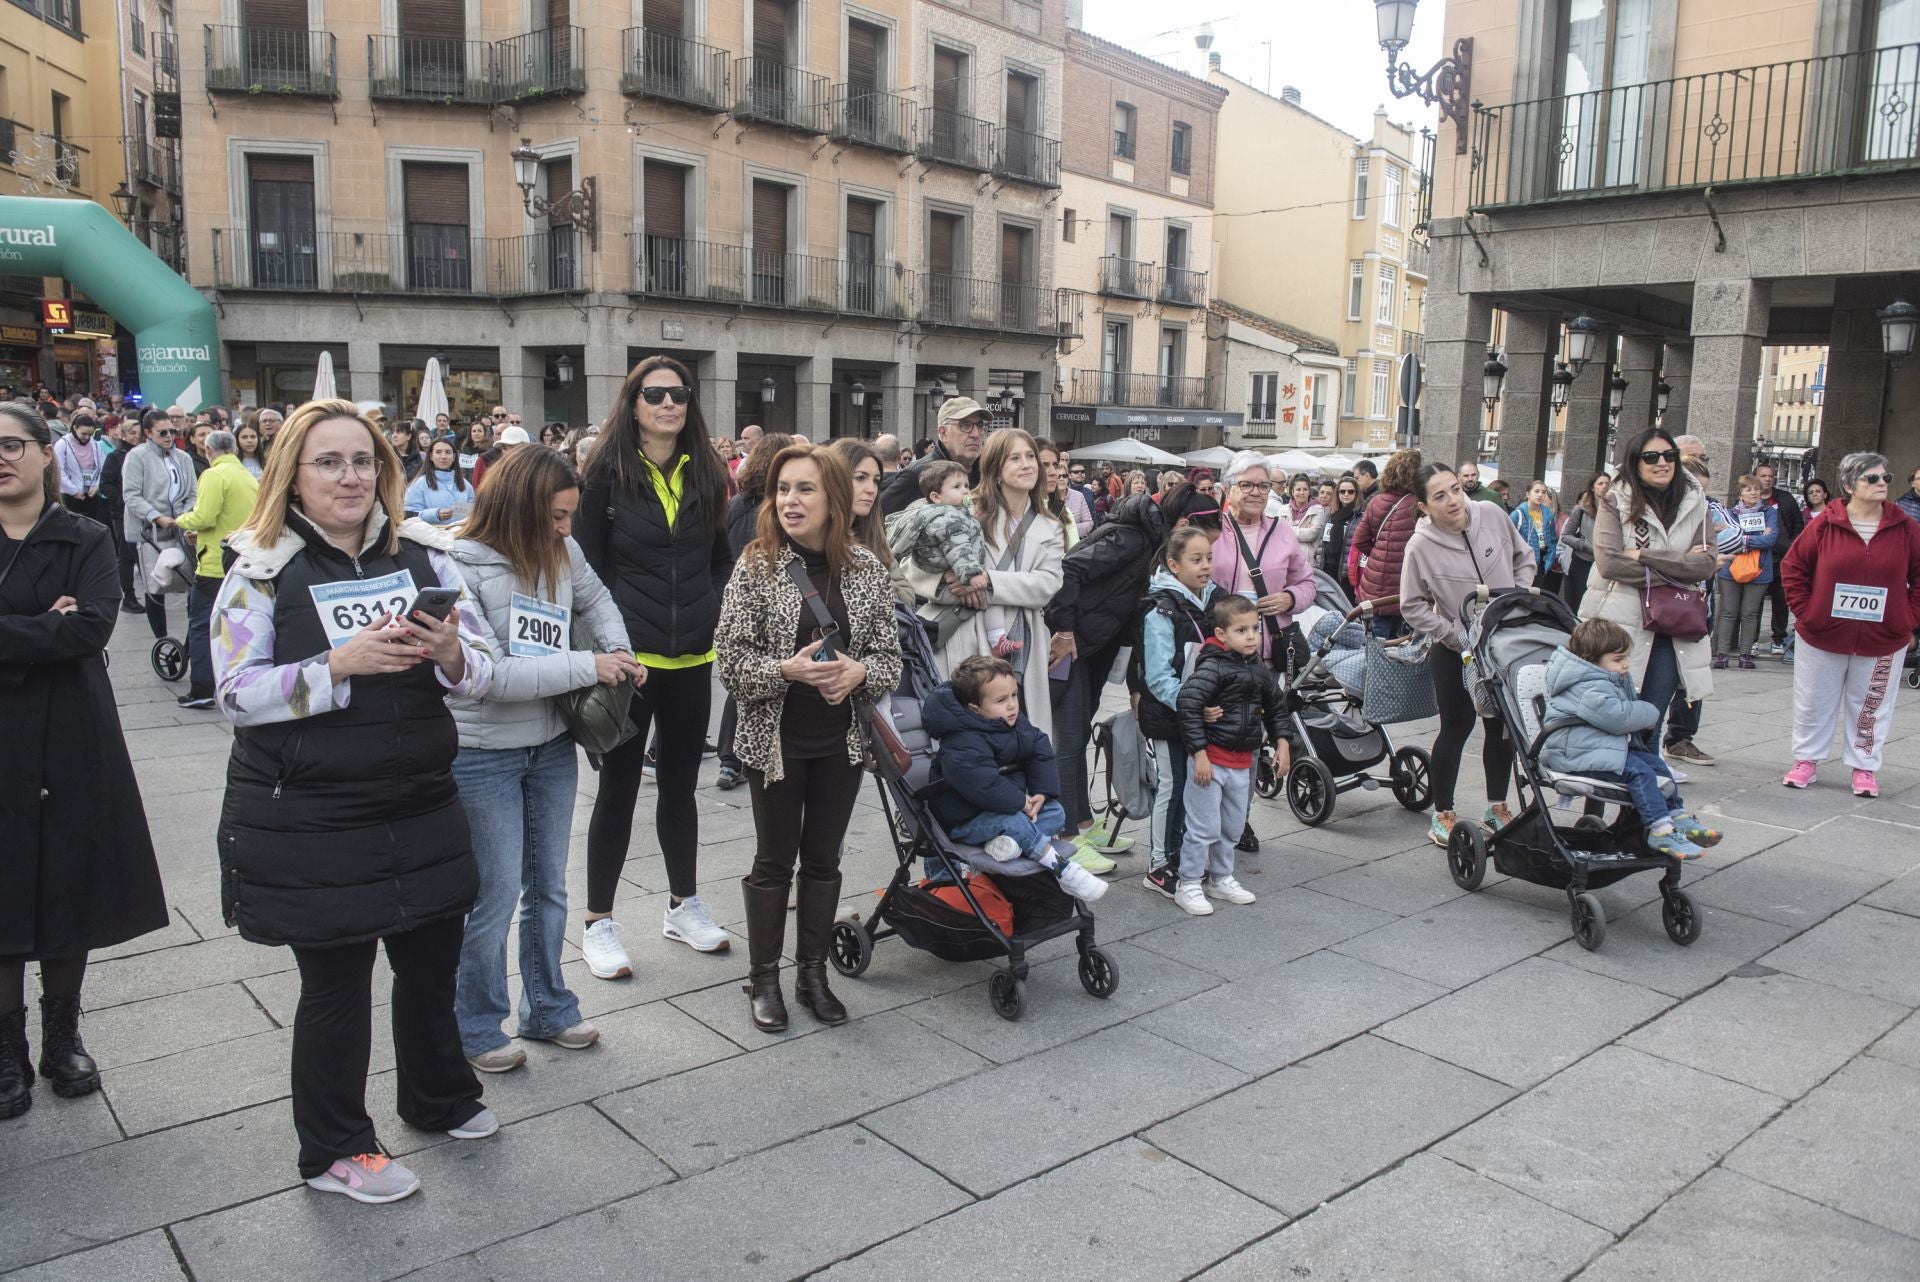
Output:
(414, 357), (450, 426)
(1071, 436), (1186, 467)
(1181, 445), (1241, 470)
(1268, 449), (1333, 474)
(312, 351), (338, 400)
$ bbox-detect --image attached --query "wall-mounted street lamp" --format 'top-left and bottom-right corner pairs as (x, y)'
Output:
(109, 181), (136, 224)
(1608, 372), (1629, 426)
(850, 381), (866, 408)
(510, 139), (597, 245)
(555, 353), (574, 385)
(1373, 0), (1474, 154)
(1550, 360), (1575, 415)
(1481, 346), (1508, 407)
(759, 376), (777, 407)
(1654, 375), (1672, 420)
(1564, 315), (1601, 377)
(1880, 299), (1918, 368)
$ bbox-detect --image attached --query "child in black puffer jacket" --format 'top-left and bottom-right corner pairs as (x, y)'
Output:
(1173, 595), (1285, 917)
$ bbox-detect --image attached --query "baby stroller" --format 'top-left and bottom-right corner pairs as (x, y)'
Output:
(1262, 569), (1434, 827)
(827, 605), (1119, 1021)
(136, 524), (193, 683)
(1447, 587), (1701, 952)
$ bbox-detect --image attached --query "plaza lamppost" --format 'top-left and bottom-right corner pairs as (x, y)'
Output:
(1550, 360), (1575, 416)
(510, 139), (598, 247)
(1880, 299), (1918, 369)
(1481, 345), (1507, 458)
(1564, 314), (1602, 377)
(1655, 375), (1672, 424)
(1373, 0), (1474, 153)
(554, 353), (573, 385)
(759, 376), (777, 409)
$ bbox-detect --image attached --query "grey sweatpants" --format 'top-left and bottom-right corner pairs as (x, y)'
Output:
(1179, 764), (1252, 883)
(1712, 577), (1768, 656)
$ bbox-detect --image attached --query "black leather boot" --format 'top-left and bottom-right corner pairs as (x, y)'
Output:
(793, 875), (850, 1026)
(37, 994), (101, 1098)
(740, 879), (789, 1033)
(0, 1007), (30, 1119)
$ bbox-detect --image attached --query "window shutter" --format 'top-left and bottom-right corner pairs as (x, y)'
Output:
(929, 212), (957, 273)
(643, 0), (682, 33)
(846, 197), (878, 238)
(1000, 225), (1025, 282)
(644, 161), (687, 237)
(543, 159), (572, 227)
(404, 161), (470, 226)
(244, 0), (308, 29)
(247, 153), (313, 184)
(547, 0), (569, 26)
(847, 21), (879, 90)
(400, 0), (462, 38)
(1004, 75), (1030, 133)
(752, 181), (788, 258)
(933, 49), (961, 113)
(754, 0), (786, 63)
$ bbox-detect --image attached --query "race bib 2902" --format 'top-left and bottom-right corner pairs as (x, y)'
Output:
(508, 592), (569, 657)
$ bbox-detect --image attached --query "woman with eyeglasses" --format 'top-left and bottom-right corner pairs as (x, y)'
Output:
(210, 398), (498, 1203)
(575, 356), (736, 980)
(1779, 453), (1920, 797)
(0, 401), (167, 1120)
(1580, 427), (1721, 755)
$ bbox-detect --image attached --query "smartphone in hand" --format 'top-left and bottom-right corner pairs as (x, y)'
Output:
(405, 587), (462, 623)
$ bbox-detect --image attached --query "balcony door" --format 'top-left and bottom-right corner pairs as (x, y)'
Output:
(751, 0), (797, 120)
(927, 211), (963, 323)
(751, 179), (790, 305)
(247, 154), (316, 287)
(1158, 327), (1185, 406)
(404, 160), (471, 291)
(1101, 319), (1129, 403)
(642, 160), (690, 294)
(846, 19), (885, 143)
(846, 198), (880, 313)
(400, 0), (468, 95)
(1557, 0), (1652, 193)
(1003, 71), (1038, 175)
(243, 0), (311, 86)
(643, 0), (687, 92)
(999, 225), (1033, 329)
(1164, 225), (1188, 303)
(541, 159), (577, 289)
(1868, 0), (1920, 160)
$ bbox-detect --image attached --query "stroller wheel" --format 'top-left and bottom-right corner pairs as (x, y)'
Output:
(1572, 892), (1607, 951)
(1077, 947), (1119, 999)
(1908, 665), (1920, 691)
(1662, 889), (1702, 946)
(150, 637), (186, 683)
(1285, 758), (1338, 826)
(988, 971), (1026, 1022)
(1573, 814), (1609, 832)
(829, 920), (873, 977)
(1446, 822), (1487, 891)
(1254, 748), (1283, 800)
(1390, 746), (1433, 811)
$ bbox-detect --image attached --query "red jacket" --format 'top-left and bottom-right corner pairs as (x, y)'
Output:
(1349, 489), (1421, 614)
(1781, 498), (1920, 656)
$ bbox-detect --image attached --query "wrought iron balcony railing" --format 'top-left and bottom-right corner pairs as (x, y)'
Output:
(494, 27), (585, 102)
(368, 35), (493, 104)
(918, 108), (994, 171)
(1067, 369), (1212, 409)
(205, 25), (339, 97)
(1469, 41), (1920, 209)
(628, 234), (914, 319)
(917, 273), (1054, 333)
(621, 29), (730, 111)
(153, 32), (179, 89)
(1157, 265), (1208, 308)
(209, 226), (583, 295)
(1099, 256), (1155, 300)
(733, 59), (831, 133)
(133, 142), (163, 187)
(829, 88), (916, 154)
(994, 127), (1060, 186)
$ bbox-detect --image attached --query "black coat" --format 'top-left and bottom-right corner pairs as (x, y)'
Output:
(1768, 486), (1805, 545)
(726, 488), (762, 558)
(1044, 494), (1173, 655)
(922, 684), (1061, 829)
(1177, 640), (1286, 756)
(0, 503), (167, 958)
(880, 440), (978, 517)
(99, 447), (129, 522)
(576, 462), (733, 660)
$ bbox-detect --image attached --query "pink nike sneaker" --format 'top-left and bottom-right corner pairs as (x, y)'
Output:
(1782, 760), (1817, 789)
(1852, 769), (1880, 798)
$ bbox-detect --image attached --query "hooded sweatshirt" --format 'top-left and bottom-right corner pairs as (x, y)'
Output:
(1538, 647), (1660, 776)
(1398, 500), (1538, 650)
(1781, 497), (1920, 657)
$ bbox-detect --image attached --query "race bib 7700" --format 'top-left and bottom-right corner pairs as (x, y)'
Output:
(309, 569), (417, 650)
(1832, 583), (1888, 623)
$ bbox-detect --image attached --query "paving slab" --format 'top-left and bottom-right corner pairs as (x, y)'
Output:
(87, 912), (203, 963)
(1377, 956), (1673, 1087)
(171, 1105), (670, 1282)
(863, 1025), (1246, 1195)
(1865, 866), (1920, 918)
(1277, 801), (1437, 864)
(1147, 1034), (1512, 1216)
(1302, 843), (1472, 916)
(1713, 778), (1872, 830)
(1578, 1168), (1920, 1281)
(893, 940), (1221, 1064)
(0, 1230), (189, 1282)
(598, 1011), (988, 1175)
(0, 1087), (123, 1178)
(1192, 1152), (1612, 1281)
(1137, 949), (1447, 1076)
(1127, 886), (1396, 980)
(1623, 970), (1908, 1098)
(1215, 841), (1356, 890)
(816, 1139), (1285, 1281)
(83, 983), (276, 1072)
(669, 948), (993, 1050)
(81, 935), (296, 1011)
(1543, 899), (1796, 998)
(1762, 903), (1920, 1005)
(1438, 1045), (1782, 1234)
(1726, 1055), (1920, 1238)
(1868, 1010), (1920, 1069)
(1687, 846), (1885, 928)
(1330, 889), (1571, 987)
(425, 1126), (968, 1281)
(103, 1022), (389, 1137)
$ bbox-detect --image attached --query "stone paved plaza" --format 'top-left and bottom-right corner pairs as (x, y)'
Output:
(4, 619), (1920, 1280)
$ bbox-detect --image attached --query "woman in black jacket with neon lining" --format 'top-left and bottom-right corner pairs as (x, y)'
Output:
(574, 356), (736, 979)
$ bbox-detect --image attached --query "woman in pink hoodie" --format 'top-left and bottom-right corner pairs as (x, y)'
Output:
(1212, 451), (1317, 678)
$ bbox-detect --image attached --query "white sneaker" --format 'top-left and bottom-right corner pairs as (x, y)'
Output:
(662, 896), (732, 952)
(983, 835), (1022, 862)
(1174, 880), (1214, 916)
(1667, 765), (1691, 785)
(1204, 875), (1257, 905)
(581, 918), (633, 979)
(447, 1106), (499, 1140)
(1055, 860), (1110, 903)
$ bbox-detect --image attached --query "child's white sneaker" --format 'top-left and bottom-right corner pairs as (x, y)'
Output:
(983, 835), (1022, 862)
(1203, 875), (1257, 905)
(1055, 860), (1109, 903)
(1174, 880), (1214, 915)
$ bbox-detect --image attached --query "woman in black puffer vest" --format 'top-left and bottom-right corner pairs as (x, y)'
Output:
(574, 356), (737, 976)
(213, 399), (497, 1203)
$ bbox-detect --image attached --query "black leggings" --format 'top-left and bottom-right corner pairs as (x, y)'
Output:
(1428, 644), (1512, 813)
(0, 955), (86, 1013)
(585, 663), (712, 910)
(744, 753), (864, 889)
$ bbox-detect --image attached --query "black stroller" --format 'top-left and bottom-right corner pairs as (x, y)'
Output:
(135, 524), (193, 683)
(1263, 569), (1434, 826)
(1446, 588), (1701, 952)
(827, 605), (1120, 1021)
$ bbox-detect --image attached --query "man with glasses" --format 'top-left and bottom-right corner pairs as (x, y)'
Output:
(121, 407), (199, 646)
(881, 396), (988, 516)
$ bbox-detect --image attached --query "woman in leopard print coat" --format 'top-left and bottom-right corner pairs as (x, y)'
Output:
(716, 443), (902, 1034)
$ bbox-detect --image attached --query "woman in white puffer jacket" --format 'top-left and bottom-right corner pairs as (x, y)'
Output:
(414, 446), (642, 1074)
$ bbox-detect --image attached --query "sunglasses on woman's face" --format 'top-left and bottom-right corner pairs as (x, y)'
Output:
(1858, 472), (1894, 485)
(1638, 448), (1680, 465)
(638, 386), (692, 406)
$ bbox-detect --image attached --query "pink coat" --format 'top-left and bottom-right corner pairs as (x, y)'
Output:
(1211, 515), (1317, 663)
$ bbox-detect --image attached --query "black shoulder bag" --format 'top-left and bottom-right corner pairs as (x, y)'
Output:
(785, 557), (911, 779)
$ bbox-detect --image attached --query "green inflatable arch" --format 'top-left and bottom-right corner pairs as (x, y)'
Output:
(0, 195), (219, 411)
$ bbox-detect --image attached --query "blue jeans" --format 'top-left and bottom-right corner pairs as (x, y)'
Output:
(1369, 616), (1405, 640)
(452, 733), (584, 1055)
(1637, 635), (1680, 752)
(1179, 764), (1252, 882)
(1615, 748), (1683, 829)
(949, 800), (1068, 859)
